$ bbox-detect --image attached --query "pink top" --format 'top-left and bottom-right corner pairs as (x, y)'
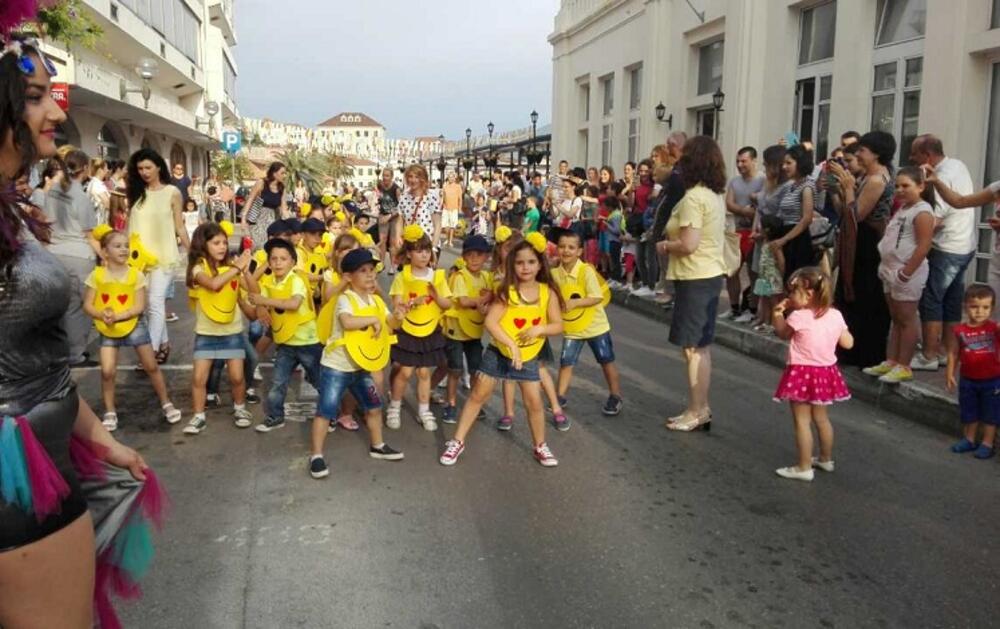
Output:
(786, 308), (847, 367)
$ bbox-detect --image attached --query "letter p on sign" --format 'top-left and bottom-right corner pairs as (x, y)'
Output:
(221, 130), (242, 155)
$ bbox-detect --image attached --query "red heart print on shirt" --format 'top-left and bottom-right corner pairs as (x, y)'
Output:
(531, 317), (541, 326)
(513, 318), (527, 329)
(116, 294), (128, 305)
(409, 292), (418, 300)
(230, 280), (239, 291)
(101, 294), (110, 304)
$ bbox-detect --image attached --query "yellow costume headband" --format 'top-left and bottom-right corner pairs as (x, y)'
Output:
(494, 225), (512, 244)
(403, 224), (425, 243)
(525, 231), (547, 254)
(92, 223), (114, 242)
(219, 220), (234, 237)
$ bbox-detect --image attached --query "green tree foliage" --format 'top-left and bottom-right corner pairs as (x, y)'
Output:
(277, 148), (351, 195)
(211, 152), (255, 185)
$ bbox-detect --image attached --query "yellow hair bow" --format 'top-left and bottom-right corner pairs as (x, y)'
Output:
(360, 234), (375, 248)
(321, 194), (335, 207)
(92, 224), (113, 242)
(347, 228), (366, 242)
(218, 220), (234, 237)
(321, 231), (333, 245)
(525, 231), (547, 254)
(403, 224), (425, 243)
(494, 225), (512, 243)
(298, 202), (313, 217)
(333, 211), (346, 223)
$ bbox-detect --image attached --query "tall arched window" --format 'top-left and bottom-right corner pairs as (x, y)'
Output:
(169, 143), (187, 171)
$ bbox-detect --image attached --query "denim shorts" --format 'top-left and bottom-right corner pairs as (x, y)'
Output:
(100, 316), (152, 348)
(560, 331), (616, 367)
(316, 367), (382, 419)
(446, 338), (484, 374)
(478, 345), (540, 382)
(193, 333), (246, 360)
(959, 376), (1000, 425)
(919, 249), (975, 323)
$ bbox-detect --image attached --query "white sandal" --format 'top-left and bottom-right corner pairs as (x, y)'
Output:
(102, 411), (119, 432)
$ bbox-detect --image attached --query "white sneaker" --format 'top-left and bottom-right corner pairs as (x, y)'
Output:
(386, 405), (401, 430)
(102, 411), (118, 432)
(632, 286), (654, 297)
(252, 365), (263, 382)
(811, 457), (835, 473)
(909, 353), (939, 371)
(461, 372), (471, 390)
(419, 410), (438, 432)
(717, 310), (737, 320)
(775, 466), (814, 482)
(733, 311), (755, 324)
(233, 407), (253, 428)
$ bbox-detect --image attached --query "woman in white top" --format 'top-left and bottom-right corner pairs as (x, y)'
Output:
(86, 157), (110, 224)
(46, 149), (101, 365)
(393, 164), (441, 253)
(126, 148), (191, 363)
(865, 166), (936, 383)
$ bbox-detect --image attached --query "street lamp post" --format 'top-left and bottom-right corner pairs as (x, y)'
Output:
(486, 121), (496, 179)
(712, 88), (725, 141)
(525, 109), (542, 170)
(436, 134), (446, 188)
(463, 127), (474, 189)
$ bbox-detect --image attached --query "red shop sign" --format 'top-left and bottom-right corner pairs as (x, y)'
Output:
(51, 83), (69, 112)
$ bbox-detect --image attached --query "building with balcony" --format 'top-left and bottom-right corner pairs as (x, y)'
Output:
(43, 0), (239, 178)
(314, 112), (386, 160)
(550, 0), (1000, 282)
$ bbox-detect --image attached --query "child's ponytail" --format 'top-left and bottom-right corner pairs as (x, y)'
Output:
(788, 266), (833, 318)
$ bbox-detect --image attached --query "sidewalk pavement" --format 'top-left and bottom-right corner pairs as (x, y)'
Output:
(611, 286), (959, 436)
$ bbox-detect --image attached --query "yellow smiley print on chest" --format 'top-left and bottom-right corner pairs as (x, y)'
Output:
(333, 293), (397, 371)
(92, 266), (139, 338)
(196, 262), (240, 324)
(400, 266), (446, 338)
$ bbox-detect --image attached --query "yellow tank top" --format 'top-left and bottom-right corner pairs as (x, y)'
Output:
(91, 266), (140, 338)
(399, 265), (447, 338)
(129, 186), (179, 269)
(193, 260), (240, 324)
(260, 272), (316, 344)
(494, 284), (550, 362)
(316, 270), (342, 344)
(445, 268), (494, 340)
(330, 292), (397, 371)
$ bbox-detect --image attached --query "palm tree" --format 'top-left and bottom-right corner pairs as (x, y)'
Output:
(277, 148), (351, 195)
(210, 151), (256, 186)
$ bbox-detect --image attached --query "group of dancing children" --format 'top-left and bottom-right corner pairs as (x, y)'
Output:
(82, 211), (625, 478)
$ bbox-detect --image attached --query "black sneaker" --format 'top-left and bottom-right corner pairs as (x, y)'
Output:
(369, 443), (404, 461)
(255, 415), (285, 433)
(246, 389), (261, 405)
(556, 395), (569, 408)
(309, 456), (329, 478)
(205, 393), (222, 409)
(441, 405), (457, 424)
(327, 419), (338, 434)
(602, 395), (624, 416)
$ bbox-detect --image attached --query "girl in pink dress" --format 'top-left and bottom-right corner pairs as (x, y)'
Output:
(771, 267), (855, 482)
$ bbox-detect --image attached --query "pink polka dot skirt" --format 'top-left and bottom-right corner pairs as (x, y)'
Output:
(773, 364), (851, 406)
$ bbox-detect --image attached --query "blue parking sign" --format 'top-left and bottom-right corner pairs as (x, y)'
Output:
(221, 130), (242, 154)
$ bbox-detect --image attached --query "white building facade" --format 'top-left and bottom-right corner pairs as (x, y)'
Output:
(43, 0), (239, 177)
(550, 0), (1000, 282)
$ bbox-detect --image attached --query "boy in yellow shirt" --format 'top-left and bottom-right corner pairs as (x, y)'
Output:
(249, 239), (323, 432)
(441, 235), (494, 423)
(551, 228), (623, 417)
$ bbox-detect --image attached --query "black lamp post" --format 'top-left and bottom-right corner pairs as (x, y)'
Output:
(436, 134), (446, 187)
(462, 127), (475, 188)
(397, 159), (405, 175)
(526, 109), (542, 168)
(486, 121), (497, 178)
(711, 87), (725, 140)
(655, 101), (673, 130)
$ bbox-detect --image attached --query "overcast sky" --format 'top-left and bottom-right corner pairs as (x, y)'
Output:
(234, 0), (559, 140)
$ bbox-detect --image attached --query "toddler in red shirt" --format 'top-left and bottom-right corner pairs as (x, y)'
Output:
(946, 284), (1000, 459)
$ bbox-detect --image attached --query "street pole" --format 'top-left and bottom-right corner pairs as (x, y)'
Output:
(231, 155), (237, 223)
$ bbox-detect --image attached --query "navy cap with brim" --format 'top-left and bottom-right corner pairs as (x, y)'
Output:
(340, 248), (377, 273)
(285, 218), (302, 232)
(300, 217), (326, 233)
(266, 220), (289, 237)
(462, 235), (492, 253)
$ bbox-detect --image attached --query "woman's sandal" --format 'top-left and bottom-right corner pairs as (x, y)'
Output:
(665, 409), (712, 432)
(155, 344), (171, 365)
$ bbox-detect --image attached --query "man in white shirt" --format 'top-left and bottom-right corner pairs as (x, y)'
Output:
(910, 134), (975, 370)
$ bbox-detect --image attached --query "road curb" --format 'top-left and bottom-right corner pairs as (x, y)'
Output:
(610, 289), (958, 436)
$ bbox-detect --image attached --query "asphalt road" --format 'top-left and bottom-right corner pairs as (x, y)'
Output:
(70, 268), (1000, 629)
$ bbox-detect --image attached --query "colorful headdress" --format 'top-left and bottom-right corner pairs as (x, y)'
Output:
(0, 36), (57, 76)
(495, 225), (512, 244)
(525, 231), (547, 254)
(403, 224), (425, 243)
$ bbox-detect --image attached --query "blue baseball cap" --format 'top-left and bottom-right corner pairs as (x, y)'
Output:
(340, 248), (377, 273)
(266, 220), (290, 237)
(300, 217), (326, 233)
(462, 235), (492, 253)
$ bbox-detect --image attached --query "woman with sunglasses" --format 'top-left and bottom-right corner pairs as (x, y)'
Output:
(0, 37), (150, 628)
